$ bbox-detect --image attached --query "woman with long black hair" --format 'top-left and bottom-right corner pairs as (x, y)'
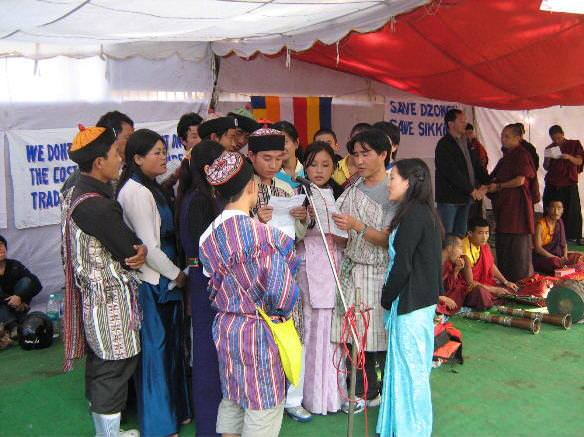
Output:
(378, 158), (443, 437)
(296, 141), (344, 415)
(176, 140), (224, 437)
(117, 129), (191, 437)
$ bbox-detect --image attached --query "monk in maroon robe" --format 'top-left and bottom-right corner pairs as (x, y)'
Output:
(462, 217), (519, 300)
(437, 234), (493, 316)
(542, 125), (584, 243)
(488, 124), (538, 282)
(533, 199), (584, 274)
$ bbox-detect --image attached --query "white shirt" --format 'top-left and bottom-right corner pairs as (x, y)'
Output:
(117, 179), (181, 285)
(199, 209), (249, 277)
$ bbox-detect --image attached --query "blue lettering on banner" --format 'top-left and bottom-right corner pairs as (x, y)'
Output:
(29, 167), (49, 186)
(171, 134), (182, 149)
(389, 119), (415, 136)
(47, 143), (71, 162)
(31, 190), (60, 210)
(420, 104), (456, 118)
(52, 165), (77, 183)
(387, 100), (460, 141)
(389, 100), (418, 116)
(26, 145), (45, 163)
(418, 121), (448, 137)
(167, 153), (184, 162)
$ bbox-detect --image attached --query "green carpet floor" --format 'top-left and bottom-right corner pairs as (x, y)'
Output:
(1, 315), (582, 437)
(2, 242), (584, 436)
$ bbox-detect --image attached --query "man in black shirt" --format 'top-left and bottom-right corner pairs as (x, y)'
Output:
(0, 235), (42, 336)
(435, 109), (490, 236)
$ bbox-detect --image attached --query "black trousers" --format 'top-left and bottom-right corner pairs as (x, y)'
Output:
(0, 278), (35, 328)
(85, 348), (139, 415)
(346, 348), (386, 399)
(543, 183), (582, 240)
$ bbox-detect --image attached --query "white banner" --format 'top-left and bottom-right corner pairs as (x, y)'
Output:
(0, 134), (7, 228)
(7, 120), (183, 229)
(384, 97), (470, 159)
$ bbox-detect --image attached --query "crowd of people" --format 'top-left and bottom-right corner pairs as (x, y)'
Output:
(55, 106), (583, 437)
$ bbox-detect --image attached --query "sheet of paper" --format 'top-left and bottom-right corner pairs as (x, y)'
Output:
(268, 194), (306, 239)
(310, 187), (348, 238)
(544, 146), (562, 159)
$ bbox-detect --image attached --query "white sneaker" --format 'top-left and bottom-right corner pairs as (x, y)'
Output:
(120, 430), (140, 437)
(366, 393), (382, 408)
(286, 405), (313, 422)
(341, 398), (366, 414)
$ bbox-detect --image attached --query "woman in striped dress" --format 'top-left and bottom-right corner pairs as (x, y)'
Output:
(297, 142), (345, 415)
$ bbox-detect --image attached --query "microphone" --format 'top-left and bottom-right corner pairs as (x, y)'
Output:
(294, 176), (314, 187)
(294, 176), (314, 194)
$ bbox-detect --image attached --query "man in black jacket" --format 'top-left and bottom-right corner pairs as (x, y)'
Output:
(435, 109), (489, 236)
(0, 235), (42, 336)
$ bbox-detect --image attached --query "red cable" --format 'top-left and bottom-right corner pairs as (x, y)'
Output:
(334, 303), (372, 437)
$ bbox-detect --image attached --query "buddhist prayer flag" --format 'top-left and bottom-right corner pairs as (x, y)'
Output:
(250, 96), (332, 148)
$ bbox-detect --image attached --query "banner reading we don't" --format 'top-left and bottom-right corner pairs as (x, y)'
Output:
(7, 120), (183, 229)
(7, 127), (78, 229)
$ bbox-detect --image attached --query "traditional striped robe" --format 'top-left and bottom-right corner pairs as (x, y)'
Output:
(331, 178), (396, 351)
(199, 212), (300, 410)
(61, 190), (141, 362)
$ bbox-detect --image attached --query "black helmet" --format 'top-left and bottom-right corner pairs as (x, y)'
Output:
(18, 311), (54, 350)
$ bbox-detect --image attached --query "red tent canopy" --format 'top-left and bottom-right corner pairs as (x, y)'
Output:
(295, 0), (584, 109)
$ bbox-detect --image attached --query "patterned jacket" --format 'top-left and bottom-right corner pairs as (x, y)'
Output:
(61, 188), (141, 365)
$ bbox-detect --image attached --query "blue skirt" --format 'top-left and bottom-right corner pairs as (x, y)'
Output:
(137, 281), (191, 437)
(189, 266), (221, 437)
(377, 299), (435, 437)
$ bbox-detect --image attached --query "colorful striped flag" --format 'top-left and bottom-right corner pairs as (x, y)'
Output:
(250, 96), (332, 148)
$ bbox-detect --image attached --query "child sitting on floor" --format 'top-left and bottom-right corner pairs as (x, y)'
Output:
(533, 199), (584, 274)
(461, 217), (519, 298)
(438, 234), (493, 315)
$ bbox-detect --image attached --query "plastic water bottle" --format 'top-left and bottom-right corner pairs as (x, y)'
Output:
(46, 293), (60, 339)
(58, 288), (65, 320)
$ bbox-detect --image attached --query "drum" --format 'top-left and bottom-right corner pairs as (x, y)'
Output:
(547, 279), (584, 322)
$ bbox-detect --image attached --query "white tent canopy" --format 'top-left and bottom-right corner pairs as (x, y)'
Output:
(2, 1), (584, 310)
(0, 0), (428, 59)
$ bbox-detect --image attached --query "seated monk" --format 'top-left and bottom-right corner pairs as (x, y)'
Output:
(533, 199), (584, 275)
(438, 234), (494, 316)
(462, 217), (519, 297)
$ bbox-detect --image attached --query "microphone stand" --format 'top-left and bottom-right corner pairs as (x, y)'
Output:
(299, 182), (360, 350)
(299, 180), (363, 437)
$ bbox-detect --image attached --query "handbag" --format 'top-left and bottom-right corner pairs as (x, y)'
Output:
(433, 322), (463, 365)
(256, 306), (303, 386)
